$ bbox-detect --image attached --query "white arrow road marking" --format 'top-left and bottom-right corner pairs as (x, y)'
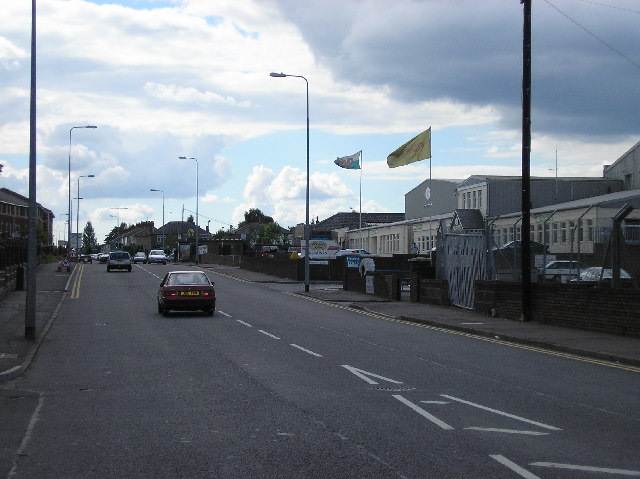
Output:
(530, 462), (640, 476)
(341, 365), (403, 385)
(490, 455), (541, 479)
(441, 394), (561, 431)
(258, 330), (280, 340)
(465, 427), (548, 436)
(392, 395), (454, 430)
(290, 344), (323, 357)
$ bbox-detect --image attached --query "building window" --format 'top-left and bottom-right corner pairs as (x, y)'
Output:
(560, 222), (567, 243)
(552, 223), (558, 244)
(586, 219), (594, 242)
(478, 190), (482, 209)
(472, 191), (477, 208)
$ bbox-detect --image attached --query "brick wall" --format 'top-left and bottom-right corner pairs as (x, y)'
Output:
(475, 280), (640, 337)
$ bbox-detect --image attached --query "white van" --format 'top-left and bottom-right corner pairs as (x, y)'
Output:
(541, 260), (587, 282)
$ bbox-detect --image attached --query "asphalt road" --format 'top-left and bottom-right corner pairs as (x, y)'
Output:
(2, 262), (639, 478)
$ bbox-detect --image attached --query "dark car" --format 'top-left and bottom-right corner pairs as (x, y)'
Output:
(107, 251), (132, 272)
(157, 271), (215, 316)
(78, 254), (92, 263)
(98, 253), (109, 263)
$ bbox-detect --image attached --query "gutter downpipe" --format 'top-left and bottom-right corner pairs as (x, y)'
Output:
(542, 210), (557, 280)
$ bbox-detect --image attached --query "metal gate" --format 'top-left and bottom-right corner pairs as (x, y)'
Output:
(439, 231), (488, 309)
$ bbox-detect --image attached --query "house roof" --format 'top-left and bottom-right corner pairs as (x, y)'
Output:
(453, 209), (485, 230)
(312, 212), (405, 232)
(156, 221), (208, 236)
(0, 187), (54, 215)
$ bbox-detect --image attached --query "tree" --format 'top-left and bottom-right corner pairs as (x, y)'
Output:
(254, 222), (287, 248)
(104, 222), (127, 244)
(238, 208), (273, 228)
(186, 214), (195, 223)
(82, 221), (98, 253)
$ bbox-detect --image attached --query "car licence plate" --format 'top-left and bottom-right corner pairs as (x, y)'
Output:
(179, 291), (200, 296)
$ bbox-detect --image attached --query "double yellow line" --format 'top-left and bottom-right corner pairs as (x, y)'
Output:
(70, 263), (84, 299)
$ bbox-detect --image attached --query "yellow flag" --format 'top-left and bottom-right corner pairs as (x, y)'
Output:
(387, 127), (431, 168)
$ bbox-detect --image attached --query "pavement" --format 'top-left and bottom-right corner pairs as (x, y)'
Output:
(2, 262), (639, 383)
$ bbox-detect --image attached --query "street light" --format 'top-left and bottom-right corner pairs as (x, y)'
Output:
(179, 156), (198, 265)
(270, 72), (310, 292)
(68, 125), (97, 258)
(76, 174), (95, 253)
(150, 188), (165, 249)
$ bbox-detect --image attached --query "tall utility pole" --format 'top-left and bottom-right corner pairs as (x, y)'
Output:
(521, 0), (532, 321)
(25, 0), (37, 340)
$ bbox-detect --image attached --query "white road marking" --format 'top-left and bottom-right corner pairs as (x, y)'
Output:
(531, 462), (640, 476)
(341, 365), (403, 385)
(236, 319), (253, 327)
(465, 427), (548, 436)
(490, 455), (541, 479)
(441, 394), (561, 431)
(217, 311), (232, 317)
(420, 400), (450, 404)
(392, 395), (454, 430)
(8, 395), (45, 478)
(290, 344), (323, 357)
(258, 330), (280, 340)
(461, 322), (484, 325)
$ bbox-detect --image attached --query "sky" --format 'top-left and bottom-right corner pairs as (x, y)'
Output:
(1, 0), (639, 244)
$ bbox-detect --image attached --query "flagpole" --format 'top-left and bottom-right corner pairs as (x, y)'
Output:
(359, 150), (363, 237)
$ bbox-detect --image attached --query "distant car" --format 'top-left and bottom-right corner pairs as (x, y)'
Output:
(335, 249), (371, 257)
(132, 252), (147, 264)
(572, 267), (632, 284)
(147, 249), (167, 265)
(494, 240), (548, 254)
(540, 260), (588, 283)
(78, 254), (92, 263)
(98, 253), (109, 263)
(90, 253), (99, 261)
(107, 251), (132, 272)
(157, 271), (216, 316)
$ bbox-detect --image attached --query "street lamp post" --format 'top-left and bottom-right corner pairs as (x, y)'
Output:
(270, 72), (310, 292)
(179, 157), (198, 265)
(76, 174), (95, 253)
(68, 125), (97, 258)
(150, 188), (165, 250)
(109, 207), (128, 248)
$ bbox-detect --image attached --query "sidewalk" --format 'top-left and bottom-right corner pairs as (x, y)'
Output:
(0, 263), (71, 382)
(2, 263), (639, 384)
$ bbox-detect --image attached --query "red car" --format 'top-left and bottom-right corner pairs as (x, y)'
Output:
(157, 271), (216, 316)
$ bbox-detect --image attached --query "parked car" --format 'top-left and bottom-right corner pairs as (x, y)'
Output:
(540, 260), (588, 283)
(572, 267), (632, 284)
(90, 253), (99, 261)
(157, 271), (216, 316)
(494, 240), (548, 254)
(335, 249), (372, 257)
(98, 253), (109, 263)
(147, 249), (167, 265)
(132, 252), (147, 264)
(107, 251), (132, 272)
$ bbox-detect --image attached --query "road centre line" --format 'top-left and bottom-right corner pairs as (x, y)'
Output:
(490, 455), (541, 479)
(285, 292), (640, 373)
(236, 320), (253, 327)
(290, 344), (323, 357)
(392, 395), (454, 430)
(441, 394), (561, 431)
(259, 330), (280, 340)
(217, 311), (232, 317)
(530, 462), (640, 476)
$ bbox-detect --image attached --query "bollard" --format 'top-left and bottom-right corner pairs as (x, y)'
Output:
(16, 266), (25, 290)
